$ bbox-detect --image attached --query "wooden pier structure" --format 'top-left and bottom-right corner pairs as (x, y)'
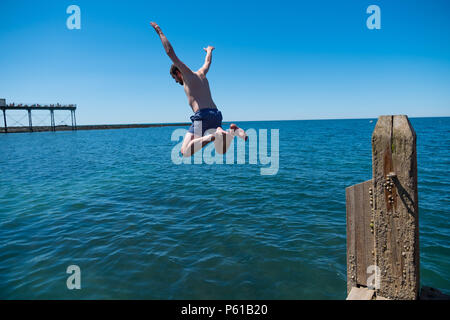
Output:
(346, 115), (448, 300)
(0, 98), (77, 133)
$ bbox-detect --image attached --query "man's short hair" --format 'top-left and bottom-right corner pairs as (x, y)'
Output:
(170, 64), (183, 85)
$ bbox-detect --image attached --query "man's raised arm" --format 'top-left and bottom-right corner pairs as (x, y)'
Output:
(198, 46), (215, 76)
(150, 22), (191, 74)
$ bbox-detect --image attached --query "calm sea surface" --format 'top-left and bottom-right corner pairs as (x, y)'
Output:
(0, 118), (448, 299)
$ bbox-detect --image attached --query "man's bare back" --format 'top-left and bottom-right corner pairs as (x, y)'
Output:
(181, 68), (217, 113)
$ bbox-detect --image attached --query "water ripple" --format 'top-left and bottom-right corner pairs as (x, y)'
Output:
(0, 118), (448, 299)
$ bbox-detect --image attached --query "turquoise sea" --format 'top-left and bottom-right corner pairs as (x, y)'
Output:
(0, 118), (449, 299)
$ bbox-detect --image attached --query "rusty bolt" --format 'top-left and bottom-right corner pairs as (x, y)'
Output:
(387, 172), (396, 179)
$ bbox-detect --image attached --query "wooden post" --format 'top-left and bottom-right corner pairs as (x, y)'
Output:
(372, 115), (419, 300)
(346, 115), (419, 300)
(346, 180), (374, 294)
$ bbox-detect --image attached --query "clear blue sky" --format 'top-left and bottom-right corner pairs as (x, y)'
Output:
(0, 0), (449, 125)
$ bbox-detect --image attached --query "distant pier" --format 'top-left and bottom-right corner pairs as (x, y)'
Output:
(0, 98), (190, 134)
(0, 123), (190, 134)
(1, 98), (77, 133)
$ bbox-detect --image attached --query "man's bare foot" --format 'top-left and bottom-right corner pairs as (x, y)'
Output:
(215, 127), (228, 138)
(230, 124), (248, 141)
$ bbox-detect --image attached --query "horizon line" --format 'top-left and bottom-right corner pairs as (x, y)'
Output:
(76, 115), (450, 126)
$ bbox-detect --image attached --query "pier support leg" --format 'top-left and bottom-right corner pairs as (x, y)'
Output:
(28, 109), (33, 132)
(50, 109), (55, 131)
(73, 110), (77, 131)
(2, 109), (6, 133)
(71, 110), (75, 130)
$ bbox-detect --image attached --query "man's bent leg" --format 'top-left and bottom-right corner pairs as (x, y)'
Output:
(181, 132), (215, 157)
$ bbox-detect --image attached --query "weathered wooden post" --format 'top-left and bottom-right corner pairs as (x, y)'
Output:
(346, 179), (375, 298)
(346, 115), (419, 300)
(372, 115), (419, 299)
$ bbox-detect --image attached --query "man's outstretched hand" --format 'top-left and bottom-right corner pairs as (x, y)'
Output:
(204, 46), (215, 52)
(150, 22), (162, 35)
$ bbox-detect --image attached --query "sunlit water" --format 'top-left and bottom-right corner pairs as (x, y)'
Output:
(0, 118), (448, 299)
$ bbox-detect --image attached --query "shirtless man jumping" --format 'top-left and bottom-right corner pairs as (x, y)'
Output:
(150, 22), (247, 157)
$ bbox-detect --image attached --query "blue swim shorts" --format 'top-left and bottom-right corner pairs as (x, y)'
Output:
(188, 108), (223, 136)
